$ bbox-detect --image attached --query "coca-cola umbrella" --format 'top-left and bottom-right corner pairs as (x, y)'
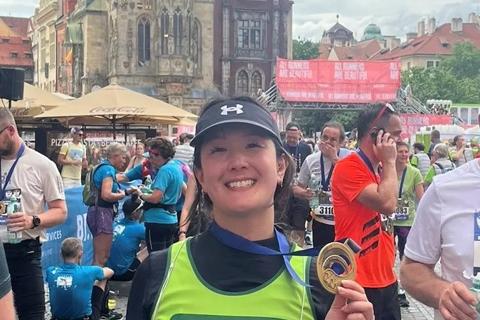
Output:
(34, 84), (197, 138)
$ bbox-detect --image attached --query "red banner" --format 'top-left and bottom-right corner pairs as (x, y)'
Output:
(276, 58), (401, 104)
(400, 114), (452, 139)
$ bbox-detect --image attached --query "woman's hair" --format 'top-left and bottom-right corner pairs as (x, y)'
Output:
(106, 142), (127, 159)
(184, 97), (295, 232)
(396, 141), (410, 149)
(148, 137), (175, 159)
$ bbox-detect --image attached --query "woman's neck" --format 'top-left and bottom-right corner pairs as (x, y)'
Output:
(396, 162), (407, 174)
(213, 208), (275, 241)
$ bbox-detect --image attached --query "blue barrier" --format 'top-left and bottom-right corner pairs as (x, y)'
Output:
(41, 187), (93, 268)
(41, 181), (140, 269)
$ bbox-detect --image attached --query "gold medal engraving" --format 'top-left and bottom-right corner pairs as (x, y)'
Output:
(316, 240), (357, 294)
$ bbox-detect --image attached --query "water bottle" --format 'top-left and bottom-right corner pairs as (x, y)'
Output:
(309, 174), (321, 212)
(7, 197), (22, 244)
(141, 175), (153, 194)
(470, 273), (480, 317)
(0, 214), (7, 242)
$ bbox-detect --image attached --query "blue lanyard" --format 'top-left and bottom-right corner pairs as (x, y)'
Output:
(356, 149), (379, 183)
(0, 144), (25, 201)
(320, 152), (339, 191)
(398, 167), (407, 198)
(209, 221), (322, 287)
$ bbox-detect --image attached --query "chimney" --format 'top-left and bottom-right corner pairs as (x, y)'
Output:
(406, 32), (417, 42)
(417, 20), (425, 36)
(469, 12), (479, 24)
(451, 18), (463, 32)
(427, 17), (436, 34)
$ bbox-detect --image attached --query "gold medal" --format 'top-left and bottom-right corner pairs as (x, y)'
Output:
(316, 240), (357, 294)
(0, 202), (6, 214)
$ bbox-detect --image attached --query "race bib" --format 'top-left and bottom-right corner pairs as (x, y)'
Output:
(394, 207), (410, 221)
(314, 190), (334, 217)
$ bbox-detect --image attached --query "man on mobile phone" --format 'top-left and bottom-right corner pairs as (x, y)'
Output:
(331, 104), (402, 319)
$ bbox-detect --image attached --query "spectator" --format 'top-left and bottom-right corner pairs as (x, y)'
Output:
(450, 135), (474, 167)
(125, 142), (145, 172)
(86, 143), (127, 267)
(57, 127), (88, 188)
(427, 129), (441, 157)
(331, 104), (402, 319)
(1, 107), (67, 319)
(410, 142), (430, 177)
(47, 238), (114, 320)
(400, 158), (480, 320)
(424, 143), (456, 186)
(174, 133), (195, 168)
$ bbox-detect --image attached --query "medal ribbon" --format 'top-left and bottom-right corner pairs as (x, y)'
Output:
(0, 143), (25, 201)
(320, 154), (335, 191)
(398, 167), (407, 198)
(356, 148), (379, 183)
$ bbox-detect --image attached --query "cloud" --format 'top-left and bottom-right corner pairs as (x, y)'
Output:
(0, 0), (38, 17)
(293, 0), (479, 41)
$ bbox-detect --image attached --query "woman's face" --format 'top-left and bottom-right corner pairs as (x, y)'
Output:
(195, 125), (287, 218)
(110, 151), (127, 170)
(396, 145), (410, 165)
(135, 144), (144, 156)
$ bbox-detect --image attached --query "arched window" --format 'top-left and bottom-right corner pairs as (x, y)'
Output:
(251, 71), (262, 95)
(160, 9), (169, 55)
(173, 8), (183, 55)
(137, 17), (150, 65)
(237, 70), (249, 95)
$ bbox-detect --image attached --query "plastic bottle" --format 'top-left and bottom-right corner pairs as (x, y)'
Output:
(0, 214), (7, 243)
(7, 197), (22, 244)
(309, 174), (321, 212)
(141, 175), (153, 194)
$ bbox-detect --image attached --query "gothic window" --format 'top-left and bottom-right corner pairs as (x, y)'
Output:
(237, 70), (249, 96)
(160, 9), (169, 55)
(237, 19), (263, 49)
(173, 8), (183, 55)
(191, 19), (201, 71)
(251, 71), (262, 95)
(137, 17), (150, 65)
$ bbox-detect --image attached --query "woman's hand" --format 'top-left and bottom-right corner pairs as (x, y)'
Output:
(325, 280), (373, 320)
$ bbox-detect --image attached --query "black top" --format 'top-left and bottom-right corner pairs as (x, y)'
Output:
(126, 230), (334, 320)
(283, 142), (312, 172)
(0, 244), (11, 298)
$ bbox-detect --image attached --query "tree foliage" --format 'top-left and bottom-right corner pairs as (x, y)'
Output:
(292, 38), (319, 60)
(402, 43), (480, 104)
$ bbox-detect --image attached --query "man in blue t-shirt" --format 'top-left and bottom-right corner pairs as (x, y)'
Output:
(107, 194), (148, 281)
(47, 237), (113, 320)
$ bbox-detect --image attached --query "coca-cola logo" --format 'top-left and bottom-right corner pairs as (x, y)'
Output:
(89, 106), (146, 114)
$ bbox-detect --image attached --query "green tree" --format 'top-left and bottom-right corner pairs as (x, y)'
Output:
(292, 38), (319, 60)
(441, 42), (480, 79)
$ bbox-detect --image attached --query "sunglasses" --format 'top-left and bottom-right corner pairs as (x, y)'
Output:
(369, 103), (395, 132)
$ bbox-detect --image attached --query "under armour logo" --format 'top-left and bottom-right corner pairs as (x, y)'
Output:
(220, 104), (244, 116)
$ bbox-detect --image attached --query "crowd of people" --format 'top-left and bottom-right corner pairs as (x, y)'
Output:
(1, 97), (480, 320)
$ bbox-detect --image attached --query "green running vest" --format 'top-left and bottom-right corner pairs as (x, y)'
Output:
(151, 239), (316, 320)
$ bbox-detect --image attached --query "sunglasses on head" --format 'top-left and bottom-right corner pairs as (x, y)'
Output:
(369, 103), (395, 132)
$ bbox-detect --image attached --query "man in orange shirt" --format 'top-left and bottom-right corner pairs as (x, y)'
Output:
(331, 104), (402, 319)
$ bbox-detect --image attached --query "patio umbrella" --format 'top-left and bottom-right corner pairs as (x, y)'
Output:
(35, 84), (197, 138)
(7, 83), (66, 119)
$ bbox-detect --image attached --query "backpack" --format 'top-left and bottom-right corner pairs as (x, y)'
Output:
(82, 163), (108, 206)
(433, 162), (454, 174)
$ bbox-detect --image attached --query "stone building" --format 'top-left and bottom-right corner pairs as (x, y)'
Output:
(213, 0), (293, 97)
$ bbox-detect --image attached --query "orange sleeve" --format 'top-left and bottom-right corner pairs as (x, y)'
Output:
(332, 157), (377, 203)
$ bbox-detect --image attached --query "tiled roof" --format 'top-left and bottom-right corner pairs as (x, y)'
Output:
(331, 39), (383, 60)
(318, 43), (332, 59)
(0, 17), (33, 68)
(374, 22), (480, 60)
(0, 17), (30, 38)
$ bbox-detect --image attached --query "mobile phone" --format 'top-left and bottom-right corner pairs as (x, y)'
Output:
(370, 128), (386, 145)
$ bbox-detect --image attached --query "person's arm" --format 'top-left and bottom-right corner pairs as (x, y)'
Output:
(101, 177), (125, 202)
(294, 156), (314, 200)
(0, 245), (15, 320)
(451, 147), (465, 161)
(0, 291), (15, 320)
(102, 267), (114, 280)
(356, 131), (398, 215)
(178, 174), (197, 241)
(410, 155), (419, 168)
(424, 166), (435, 186)
(401, 258), (477, 319)
(7, 199), (67, 231)
(141, 189), (164, 204)
(125, 156), (136, 172)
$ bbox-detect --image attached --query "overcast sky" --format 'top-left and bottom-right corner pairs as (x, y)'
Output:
(1, 0), (479, 41)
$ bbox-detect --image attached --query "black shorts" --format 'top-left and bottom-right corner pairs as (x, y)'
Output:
(364, 282), (401, 320)
(111, 258), (141, 282)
